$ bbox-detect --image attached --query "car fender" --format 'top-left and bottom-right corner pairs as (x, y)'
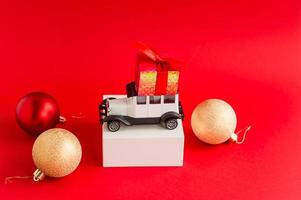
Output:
(160, 111), (182, 123)
(103, 115), (131, 126)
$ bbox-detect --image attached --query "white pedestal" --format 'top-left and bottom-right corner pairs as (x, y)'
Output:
(102, 95), (185, 167)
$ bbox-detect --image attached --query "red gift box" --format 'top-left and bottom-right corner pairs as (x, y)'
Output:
(135, 44), (181, 96)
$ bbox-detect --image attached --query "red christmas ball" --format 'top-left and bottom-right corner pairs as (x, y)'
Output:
(16, 92), (61, 137)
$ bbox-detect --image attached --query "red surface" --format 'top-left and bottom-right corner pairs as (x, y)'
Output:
(1, 0), (301, 199)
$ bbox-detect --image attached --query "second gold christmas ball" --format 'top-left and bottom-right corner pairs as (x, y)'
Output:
(32, 128), (82, 181)
(191, 99), (237, 144)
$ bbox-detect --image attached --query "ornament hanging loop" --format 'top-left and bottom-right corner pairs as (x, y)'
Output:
(4, 175), (33, 184)
(33, 169), (45, 182)
(230, 125), (252, 144)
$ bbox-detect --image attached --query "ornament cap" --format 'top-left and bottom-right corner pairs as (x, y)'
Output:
(33, 169), (45, 182)
(230, 133), (238, 142)
(59, 116), (67, 124)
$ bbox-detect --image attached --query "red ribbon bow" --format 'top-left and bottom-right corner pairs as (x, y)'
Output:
(135, 42), (165, 64)
(135, 42), (181, 71)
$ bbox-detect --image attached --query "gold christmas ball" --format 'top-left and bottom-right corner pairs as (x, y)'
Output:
(32, 128), (82, 180)
(191, 99), (237, 144)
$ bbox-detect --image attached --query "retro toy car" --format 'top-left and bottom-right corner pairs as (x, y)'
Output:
(99, 82), (184, 132)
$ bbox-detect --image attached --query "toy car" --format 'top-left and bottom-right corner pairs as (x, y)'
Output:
(99, 82), (184, 132)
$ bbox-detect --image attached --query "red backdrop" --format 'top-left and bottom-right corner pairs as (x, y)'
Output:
(1, 0), (301, 199)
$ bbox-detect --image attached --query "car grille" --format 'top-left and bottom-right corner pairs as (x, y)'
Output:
(99, 99), (108, 124)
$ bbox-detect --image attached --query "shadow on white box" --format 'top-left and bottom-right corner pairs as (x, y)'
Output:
(102, 94), (185, 167)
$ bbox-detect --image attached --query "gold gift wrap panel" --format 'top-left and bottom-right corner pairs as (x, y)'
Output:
(166, 71), (180, 94)
(138, 71), (157, 95)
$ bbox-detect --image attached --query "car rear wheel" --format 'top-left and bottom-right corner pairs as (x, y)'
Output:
(107, 121), (120, 132)
(165, 118), (178, 130)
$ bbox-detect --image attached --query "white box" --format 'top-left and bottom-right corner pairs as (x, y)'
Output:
(102, 95), (185, 167)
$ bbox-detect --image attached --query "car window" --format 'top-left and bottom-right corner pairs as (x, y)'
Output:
(150, 96), (161, 104)
(164, 95), (175, 104)
(137, 96), (147, 104)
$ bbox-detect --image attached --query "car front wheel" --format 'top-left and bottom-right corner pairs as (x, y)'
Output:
(165, 118), (178, 130)
(107, 121), (121, 132)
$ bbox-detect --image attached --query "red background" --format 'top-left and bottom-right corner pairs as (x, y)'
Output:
(1, 0), (301, 199)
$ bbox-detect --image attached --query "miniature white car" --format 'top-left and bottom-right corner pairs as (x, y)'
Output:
(99, 82), (184, 132)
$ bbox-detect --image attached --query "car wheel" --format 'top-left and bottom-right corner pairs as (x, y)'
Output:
(107, 121), (120, 132)
(165, 118), (178, 130)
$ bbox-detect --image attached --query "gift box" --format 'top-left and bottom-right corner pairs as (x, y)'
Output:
(136, 51), (181, 96)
